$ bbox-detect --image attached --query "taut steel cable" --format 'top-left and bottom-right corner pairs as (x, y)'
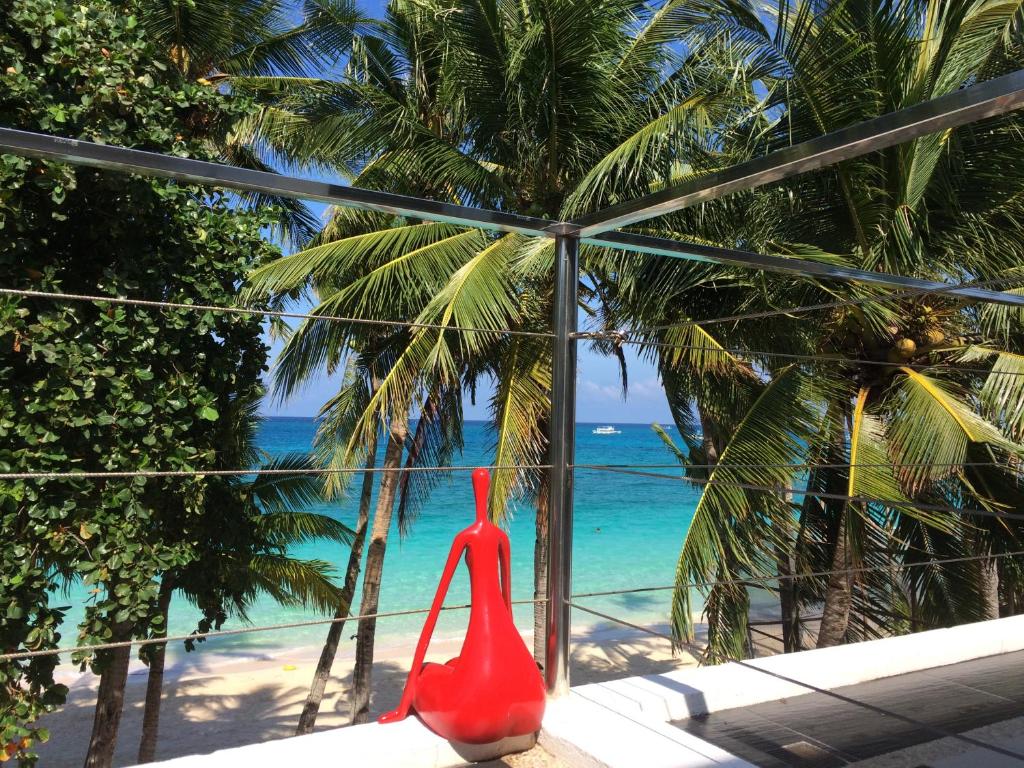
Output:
(5, 460), (1016, 482)
(10, 550), (1022, 662)
(608, 338), (1024, 377)
(569, 549), (1024, 599)
(0, 287), (554, 339)
(635, 273), (1024, 334)
(0, 598), (547, 662)
(1, 464), (552, 481)
(576, 460), (1019, 471)
(588, 465), (1024, 522)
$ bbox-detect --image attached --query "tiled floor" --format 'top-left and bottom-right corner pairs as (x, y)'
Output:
(673, 650), (1024, 767)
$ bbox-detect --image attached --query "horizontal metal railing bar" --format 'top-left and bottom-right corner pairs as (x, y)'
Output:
(572, 69), (1024, 237)
(569, 550), (1024, 599)
(606, 337), (1024, 377)
(2, 464), (552, 481)
(0, 598), (547, 662)
(6, 130), (1024, 306)
(0, 127), (556, 237)
(4, 461), (1014, 482)
(0, 287), (554, 339)
(568, 602), (1024, 760)
(585, 231), (1024, 306)
(635, 275), (1024, 334)
(588, 465), (1024, 522)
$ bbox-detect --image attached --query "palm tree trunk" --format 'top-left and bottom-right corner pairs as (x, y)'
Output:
(776, 544), (801, 653)
(978, 552), (1000, 620)
(349, 408), (408, 724)
(296, 432), (379, 735)
(816, 513), (852, 648)
(698, 409), (719, 465)
(83, 619), (133, 768)
(532, 477), (550, 666)
(137, 576), (175, 763)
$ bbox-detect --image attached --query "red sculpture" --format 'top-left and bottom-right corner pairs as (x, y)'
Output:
(378, 468), (546, 743)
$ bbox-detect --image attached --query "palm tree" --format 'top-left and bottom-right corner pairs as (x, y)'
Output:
(614, 0), (1024, 660)
(132, 0), (368, 248)
(236, 0), (761, 718)
(134, 390), (352, 763)
(296, 361), (379, 735)
(234, 0), (1024, 707)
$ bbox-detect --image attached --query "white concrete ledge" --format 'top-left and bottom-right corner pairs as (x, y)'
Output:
(540, 616), (1024, 768)
(569, 615), (1024, 724)
(138, 617), (1024, 768)
(540, 696), (754, 768)
(134, 717), (534, 768)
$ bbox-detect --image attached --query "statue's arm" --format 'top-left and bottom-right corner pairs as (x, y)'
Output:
(378, 534), (466, 724)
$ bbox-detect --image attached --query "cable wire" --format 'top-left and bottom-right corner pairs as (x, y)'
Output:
(7, 461), (1015, 482)
(586, 465), (1024, 522)
(13, 550), (1018, 662)
(0, 598), (547, 662)
(569, 549), (1024, 599)
(635, 273), (1024, 334)
(0, 287), (554, 339)
(1, 464), (552, 481)
(576, 460), (1018, 472)
(605, 338), (1024, 377)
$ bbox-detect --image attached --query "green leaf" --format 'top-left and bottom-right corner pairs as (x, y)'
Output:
(198, 406), (219, 421)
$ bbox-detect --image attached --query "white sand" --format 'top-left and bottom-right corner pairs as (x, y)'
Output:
(35, 621), (700, 767)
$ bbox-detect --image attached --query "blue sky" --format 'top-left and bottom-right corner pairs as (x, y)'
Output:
(262, 0), (674, 424)
(261, 293), (674, 423)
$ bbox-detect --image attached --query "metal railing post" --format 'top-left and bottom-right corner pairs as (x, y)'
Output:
(545, 234), (579, 696)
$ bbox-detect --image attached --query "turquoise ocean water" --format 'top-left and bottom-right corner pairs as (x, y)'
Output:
(59, 418), (702, 658)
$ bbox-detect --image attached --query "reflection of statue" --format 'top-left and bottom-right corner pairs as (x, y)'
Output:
(379, 469), (546, 743)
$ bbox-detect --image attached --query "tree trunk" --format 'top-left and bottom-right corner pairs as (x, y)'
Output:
(83, 620), (134, 768)
(978, 552), (1000, 621)
(698, 409), (719, 465)
(532, 477), (550, 666)
(816, 514), (852, 648)
(349, 409), (408, 724)
(296, 432), (379, 735)
(776, 544), (801, 653)
(137, 576), (175, 763)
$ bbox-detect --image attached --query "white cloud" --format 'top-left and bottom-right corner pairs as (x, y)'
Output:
(582, 380), (623, 400)
(629, 377), (663, 398)
(580, 376), (664, 402)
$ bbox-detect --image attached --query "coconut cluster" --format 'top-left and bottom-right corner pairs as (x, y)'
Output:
(885, 305), (947, 363)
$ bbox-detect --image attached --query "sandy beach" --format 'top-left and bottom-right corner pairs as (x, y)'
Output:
(35, 621), (703, 767)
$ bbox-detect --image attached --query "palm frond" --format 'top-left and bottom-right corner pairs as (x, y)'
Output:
(887, 367), (1016, 491)
(666, 366), (826, 658)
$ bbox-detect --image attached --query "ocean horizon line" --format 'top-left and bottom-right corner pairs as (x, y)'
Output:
(259, 414), (673, 427)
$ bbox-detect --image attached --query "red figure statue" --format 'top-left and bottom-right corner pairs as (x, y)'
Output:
(378, 468), (546, 743)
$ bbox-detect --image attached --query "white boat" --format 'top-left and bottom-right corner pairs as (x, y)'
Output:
(592, 425), (621, 435)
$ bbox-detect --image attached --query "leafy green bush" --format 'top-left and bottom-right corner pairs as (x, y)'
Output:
(0, 1), (280, 761)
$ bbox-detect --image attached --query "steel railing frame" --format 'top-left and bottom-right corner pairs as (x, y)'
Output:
(4, 68), (1024, 696)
